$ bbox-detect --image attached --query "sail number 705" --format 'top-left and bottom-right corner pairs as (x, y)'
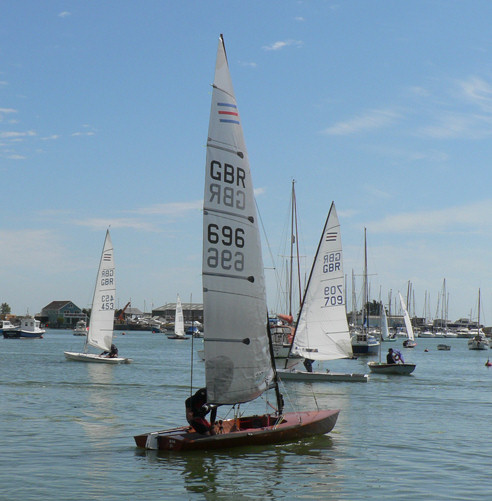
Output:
(324, 285), (343, 306)
(206, 224), (245, 271)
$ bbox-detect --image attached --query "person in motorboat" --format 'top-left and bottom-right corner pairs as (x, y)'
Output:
(185, 387), (216, 435)
(101, 344), (118, 358)
(387, 348), (403, 364)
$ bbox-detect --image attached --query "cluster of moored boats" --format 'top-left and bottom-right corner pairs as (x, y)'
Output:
(0, 317), (46, 339)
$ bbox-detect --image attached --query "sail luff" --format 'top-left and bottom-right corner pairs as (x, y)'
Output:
(87, 230), (115, 352)
(203, 35), (274, 405)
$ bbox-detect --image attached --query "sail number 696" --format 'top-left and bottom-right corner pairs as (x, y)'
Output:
(207, 224), (245, 271)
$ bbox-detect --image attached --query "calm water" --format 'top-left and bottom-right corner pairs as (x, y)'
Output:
(1, 331), (491, 500)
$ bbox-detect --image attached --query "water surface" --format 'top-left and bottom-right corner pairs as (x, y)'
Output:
(1, 331), (490, 500)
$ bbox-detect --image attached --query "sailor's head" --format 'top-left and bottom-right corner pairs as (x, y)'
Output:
(388, 348), (393, 353)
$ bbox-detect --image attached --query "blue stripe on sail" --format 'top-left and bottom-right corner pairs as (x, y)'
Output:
(219, 118), (240, 124)
(217, 102), (237, 108)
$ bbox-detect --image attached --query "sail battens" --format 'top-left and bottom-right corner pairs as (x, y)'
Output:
(203, 271), (254, 282)
(204, 337), (251, 344)
(207, 142), (244, 158)
(204, 207), (254, 223)
(203, 35), (274, 405)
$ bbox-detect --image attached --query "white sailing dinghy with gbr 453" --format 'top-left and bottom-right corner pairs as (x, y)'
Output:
(64, 230), (132, 364)
(134, 35), (339, 451)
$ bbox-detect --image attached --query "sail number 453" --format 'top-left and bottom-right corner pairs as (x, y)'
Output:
(101, 295), (114, 310)
(207, 224), (245, 271)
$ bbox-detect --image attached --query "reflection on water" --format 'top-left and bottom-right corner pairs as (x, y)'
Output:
(136, 434), (339, 498)
(78, 363), (117, 446)
(3, 331), (492, 500)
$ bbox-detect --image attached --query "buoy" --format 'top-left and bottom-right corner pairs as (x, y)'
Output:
(424, 349), (429, 352)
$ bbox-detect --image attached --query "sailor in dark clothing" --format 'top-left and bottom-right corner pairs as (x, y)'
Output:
(386, 348), (396, 364)
(102, 344), (118, 358)
(303, 358), (314, 372)
(185, 388), (215, 435)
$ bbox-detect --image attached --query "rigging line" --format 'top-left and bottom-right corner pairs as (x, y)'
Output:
(207, 141), (244, 158)
(203, 271), (254, 282)
(212, 83), (235, 100)
(204, 207), (254, 223)
(203, 287), (260, 301)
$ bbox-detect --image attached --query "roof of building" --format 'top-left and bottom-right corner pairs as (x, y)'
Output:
(154, 303), (203, 311)
(42, 300), (78, 311)
(125, 307), (143, 315)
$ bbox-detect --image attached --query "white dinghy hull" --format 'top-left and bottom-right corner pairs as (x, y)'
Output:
(278, 368), (368, 383)
(64, 351), (132, 364)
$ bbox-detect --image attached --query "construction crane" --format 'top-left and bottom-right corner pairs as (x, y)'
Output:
(116, 301), (131, 323)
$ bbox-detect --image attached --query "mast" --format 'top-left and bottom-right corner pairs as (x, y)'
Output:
(363, 228), (368, 333)
(478, 288), (481, 329)
(351, 269), (356, 326)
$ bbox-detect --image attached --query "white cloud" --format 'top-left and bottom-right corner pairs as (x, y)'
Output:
(72, 131), (95, 136)
(41, 134), (60, 141)
(364, 185), (392, 200)
(0, 230), (65, 271)
(418, 112), (492, 139)
(322, 109), (400, 135)
(369, 200), (492, 234)
(0, 130), (36, 139)
(239, 61), (257, 68)
(74, 218), (161, 232)
(459, 76), (492, 112)
(58, 11), (71, 18)
(132, 201), (202, 216)
(263, 40), (303, 51)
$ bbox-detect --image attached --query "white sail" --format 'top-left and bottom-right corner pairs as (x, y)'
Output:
(380, 305), (390, 340)
(203, 35), (273, 405)
(86, 230), (115, 352)
(399, 292), (415, 341)
(293, 202), (353, 360)
(174, 294), (185, 338)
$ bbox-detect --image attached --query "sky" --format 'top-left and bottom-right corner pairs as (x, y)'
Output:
(2, 1), (492, 324)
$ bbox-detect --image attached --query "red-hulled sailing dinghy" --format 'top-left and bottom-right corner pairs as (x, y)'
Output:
(134, 35), (340, 451)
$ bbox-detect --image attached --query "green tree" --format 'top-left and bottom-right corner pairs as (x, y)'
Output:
(1, 303), (11, 315)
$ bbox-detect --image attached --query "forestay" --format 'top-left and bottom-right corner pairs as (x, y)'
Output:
(293, 202), (352, 360)
(86, 230), (115, 352)
(203, 35), (273, 405)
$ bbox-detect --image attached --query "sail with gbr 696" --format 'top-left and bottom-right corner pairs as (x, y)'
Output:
(203, 36), (273, 405)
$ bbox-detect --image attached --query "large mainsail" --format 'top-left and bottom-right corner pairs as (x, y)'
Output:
(86, 230), (115, 352)
(399, 292), (415, 341)
(293, 202), (352, 360)
(203, 35), (273, 405)
(174, 294), (185, 338)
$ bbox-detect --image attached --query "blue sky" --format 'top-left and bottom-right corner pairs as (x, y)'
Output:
(2, 1), (492, 324)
